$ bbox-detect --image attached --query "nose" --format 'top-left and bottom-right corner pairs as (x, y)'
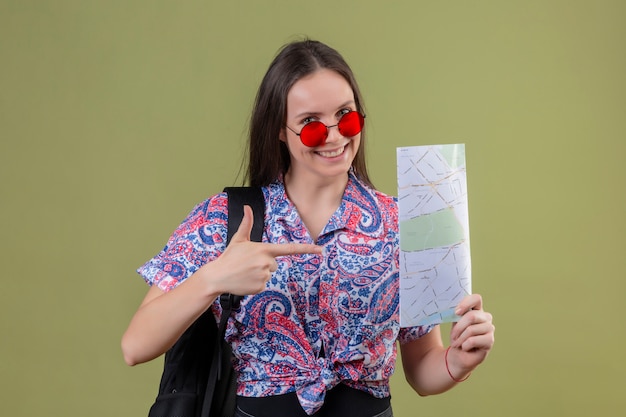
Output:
(324, 122), (342, 143)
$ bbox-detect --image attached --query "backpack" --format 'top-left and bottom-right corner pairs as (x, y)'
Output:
(147, 186), (265, 417)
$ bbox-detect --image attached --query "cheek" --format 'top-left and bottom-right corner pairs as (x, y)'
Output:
(283, 136), (308, 159)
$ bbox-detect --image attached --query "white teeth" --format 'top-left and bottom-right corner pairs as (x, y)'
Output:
(318, 147), (344, 158)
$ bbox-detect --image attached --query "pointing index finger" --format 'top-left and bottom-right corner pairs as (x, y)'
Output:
(265, 242), (322, 257)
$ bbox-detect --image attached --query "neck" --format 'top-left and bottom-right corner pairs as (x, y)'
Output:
(284, 170), (348, 205)
(283, 170), (349, 240)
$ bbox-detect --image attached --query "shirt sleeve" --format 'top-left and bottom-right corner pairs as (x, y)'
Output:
(397, 324), (436, 345)
(136, 192), (229, 292)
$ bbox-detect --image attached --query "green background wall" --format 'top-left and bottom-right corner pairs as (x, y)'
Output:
(1, 1), (624, 415)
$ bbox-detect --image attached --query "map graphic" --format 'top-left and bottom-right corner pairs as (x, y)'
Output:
(397, 144), (471, 327)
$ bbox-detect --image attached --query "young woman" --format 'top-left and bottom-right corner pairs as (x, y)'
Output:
(122, 39), (495, 417)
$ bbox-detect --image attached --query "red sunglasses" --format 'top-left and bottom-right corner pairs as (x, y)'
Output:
(286, 111), (366, 147)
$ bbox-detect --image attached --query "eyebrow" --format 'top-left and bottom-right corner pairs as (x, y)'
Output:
(293, 100), (356, 120)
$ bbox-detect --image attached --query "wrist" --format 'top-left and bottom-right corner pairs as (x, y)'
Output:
(445, 346), (471, 383)
(194, 262), (223, 300)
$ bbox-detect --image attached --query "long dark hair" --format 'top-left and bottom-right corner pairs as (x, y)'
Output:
(244, 39), (372, 188)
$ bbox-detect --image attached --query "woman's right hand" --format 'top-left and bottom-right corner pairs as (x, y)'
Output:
(204, 204), (322, 296)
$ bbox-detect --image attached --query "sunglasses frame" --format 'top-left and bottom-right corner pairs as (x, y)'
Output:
(285, 111), (366, 147)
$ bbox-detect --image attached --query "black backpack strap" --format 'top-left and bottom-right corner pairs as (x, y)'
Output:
(200, 186), (264, 417)
(223, 186), (265, 245)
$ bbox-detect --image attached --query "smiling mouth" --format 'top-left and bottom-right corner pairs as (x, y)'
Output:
(317, 146), (345, 158)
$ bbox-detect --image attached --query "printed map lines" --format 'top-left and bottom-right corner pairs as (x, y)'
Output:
(397, 144), (471, 327)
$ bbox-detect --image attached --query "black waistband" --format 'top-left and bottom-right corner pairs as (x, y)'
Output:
(237, 384), (390, 417)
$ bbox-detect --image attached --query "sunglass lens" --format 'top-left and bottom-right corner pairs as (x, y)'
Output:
(300, 121), (328, 147)
(338, 112), (364, 137)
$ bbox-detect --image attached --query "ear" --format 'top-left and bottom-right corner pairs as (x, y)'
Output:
(278, 127), (287, 143)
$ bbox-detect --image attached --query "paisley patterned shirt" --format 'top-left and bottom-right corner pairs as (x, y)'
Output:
(137, 172), (433, 415)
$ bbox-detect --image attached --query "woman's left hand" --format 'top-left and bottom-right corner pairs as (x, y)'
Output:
(448, 294), (495, 374)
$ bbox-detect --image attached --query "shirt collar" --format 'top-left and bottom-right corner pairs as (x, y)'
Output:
(269, 170), (384, 239)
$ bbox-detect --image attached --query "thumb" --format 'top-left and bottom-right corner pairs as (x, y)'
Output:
(229, 205), (254, 244)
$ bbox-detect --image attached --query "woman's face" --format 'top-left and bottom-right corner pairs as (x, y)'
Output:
(282, 68), (361, 184)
